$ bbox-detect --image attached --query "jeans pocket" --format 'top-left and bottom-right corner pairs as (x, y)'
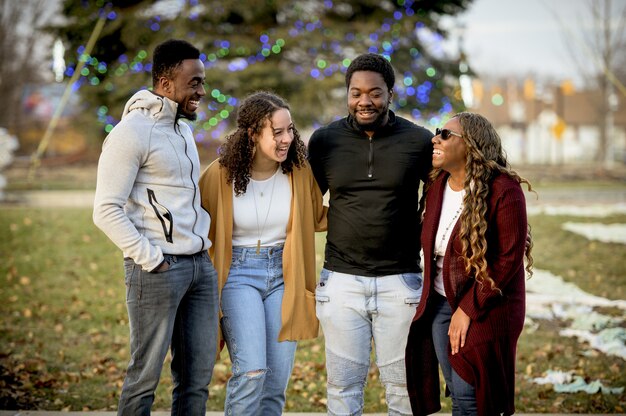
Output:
(152, 255), (173, 274)
(400, 272), (423, 291)
(315, 268), (331, 303)
(401, 272), (423, 307)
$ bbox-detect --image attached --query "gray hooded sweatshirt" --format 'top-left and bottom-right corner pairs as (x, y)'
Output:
(93, 89), (211, 271)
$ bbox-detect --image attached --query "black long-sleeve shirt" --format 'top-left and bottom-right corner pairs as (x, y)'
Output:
(308, 111), (433, 276)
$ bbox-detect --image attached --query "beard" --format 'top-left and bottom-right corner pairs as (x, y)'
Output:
(355, 112), (386, 131)
(175, 95), (199, 121)
(352, 103), (390, 132)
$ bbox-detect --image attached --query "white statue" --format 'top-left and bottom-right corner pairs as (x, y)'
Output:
(0, 128), (19, 201)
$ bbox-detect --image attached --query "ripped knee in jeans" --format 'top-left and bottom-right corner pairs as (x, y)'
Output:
(244, 369), (266, 378)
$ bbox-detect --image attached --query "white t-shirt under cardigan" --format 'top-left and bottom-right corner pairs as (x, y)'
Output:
(232, 168), (291, 248)
(433, 180), (465, 297)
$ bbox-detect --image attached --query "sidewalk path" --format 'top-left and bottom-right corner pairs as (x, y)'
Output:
(4, 187), (626, 209)
(2, 190), (95, 208)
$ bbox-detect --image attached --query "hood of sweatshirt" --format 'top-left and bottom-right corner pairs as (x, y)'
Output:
(121, 89), (178, 124)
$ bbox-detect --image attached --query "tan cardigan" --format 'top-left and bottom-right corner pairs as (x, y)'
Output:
(199, 159), (327, 348)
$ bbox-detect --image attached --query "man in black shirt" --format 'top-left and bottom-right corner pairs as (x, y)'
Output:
(308, 53), (433, 415)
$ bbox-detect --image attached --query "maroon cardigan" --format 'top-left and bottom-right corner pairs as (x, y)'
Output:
(406, 171), (528, 416)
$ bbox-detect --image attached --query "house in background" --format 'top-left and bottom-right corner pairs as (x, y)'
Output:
(467, 78), (626, 166)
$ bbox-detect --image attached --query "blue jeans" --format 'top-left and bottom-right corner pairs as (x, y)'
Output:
(315, 268), (422, 416)
(220, 245), (297, 416)
(431, 293), (477, 416)
(118, 251), (219, 416)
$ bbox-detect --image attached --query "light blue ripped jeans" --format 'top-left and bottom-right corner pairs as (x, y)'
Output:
(315, 268), (422, 416)
(220, 245), (297, 416)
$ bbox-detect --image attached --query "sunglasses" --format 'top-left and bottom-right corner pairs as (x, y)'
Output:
(435, 128), (463, 140)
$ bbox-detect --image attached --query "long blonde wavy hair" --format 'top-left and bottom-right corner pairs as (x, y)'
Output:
(428, 112), (534, 292)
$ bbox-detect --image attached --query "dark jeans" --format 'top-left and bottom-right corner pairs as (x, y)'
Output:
(118, 251), (219, 416)
(431, 293), (478, 416)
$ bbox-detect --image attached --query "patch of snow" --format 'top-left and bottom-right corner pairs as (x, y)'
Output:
(527, 203), (626, 217)
(525, 269), (626, 360)
(562, 222), (626, 244)
(532, 370), (624, 394)
(526, 269), (626, 310)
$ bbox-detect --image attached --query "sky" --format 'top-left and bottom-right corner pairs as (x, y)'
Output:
(443, 0), (598, 86)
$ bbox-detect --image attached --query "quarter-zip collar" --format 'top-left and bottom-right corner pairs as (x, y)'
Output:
(346, 110), (399, 179)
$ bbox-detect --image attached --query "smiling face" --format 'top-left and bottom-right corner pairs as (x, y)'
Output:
(158, 58), (206, 121)
(252, 108), (295, 167)
(347, 70), (391, 133)
(432, 117), (467, 175)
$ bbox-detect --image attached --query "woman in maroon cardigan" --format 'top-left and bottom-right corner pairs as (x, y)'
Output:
(406, 112), (534, 416)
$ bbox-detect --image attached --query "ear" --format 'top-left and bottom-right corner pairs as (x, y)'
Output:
(156, 76), (172, 95)
(388, 89), (394, 103)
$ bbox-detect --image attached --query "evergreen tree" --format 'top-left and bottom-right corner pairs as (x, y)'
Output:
(53, 0), (473, 146)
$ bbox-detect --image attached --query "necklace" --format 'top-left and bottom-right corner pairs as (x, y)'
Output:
(251, 166), (279, 197)
(255, 180), (271, 197)
(435, 204), (463, 259)
(434, 180), (465, 260)
(250, 172), (278, 254)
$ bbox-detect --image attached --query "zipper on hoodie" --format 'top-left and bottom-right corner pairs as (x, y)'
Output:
(367, 136), (374, 179)
(178, 125), (205, 251)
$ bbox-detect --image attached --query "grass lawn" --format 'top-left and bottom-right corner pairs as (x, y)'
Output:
(0, 206), (624, 412)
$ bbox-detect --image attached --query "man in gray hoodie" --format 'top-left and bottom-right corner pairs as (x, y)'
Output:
(93, 39), (218, 415)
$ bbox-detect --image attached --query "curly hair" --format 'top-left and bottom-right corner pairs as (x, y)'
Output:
(218, 91), (307, 195)
(345, 53), (395, 91)
(428, 112), (535, 292)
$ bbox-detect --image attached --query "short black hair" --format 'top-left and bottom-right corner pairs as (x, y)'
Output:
(345, 53), (396, 91)
(151, 39), (201, 87)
